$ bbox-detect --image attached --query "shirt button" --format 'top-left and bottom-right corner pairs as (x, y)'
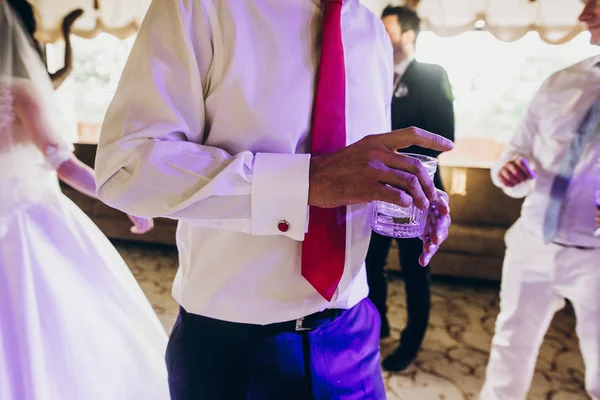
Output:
(278, 220), (290, 232)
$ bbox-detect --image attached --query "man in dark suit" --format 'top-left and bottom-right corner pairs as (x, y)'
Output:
(367, 5), (455, 372)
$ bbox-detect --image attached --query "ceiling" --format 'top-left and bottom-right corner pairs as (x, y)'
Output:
(31, 0), (586, 45)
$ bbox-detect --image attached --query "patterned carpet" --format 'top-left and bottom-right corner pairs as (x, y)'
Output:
(116, 241), (590, 400)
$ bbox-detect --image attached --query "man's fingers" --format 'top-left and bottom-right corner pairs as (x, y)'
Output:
(429, 215), (451, 245)
(518, 157), (536, 179)
(430, 190), (450, 216)
(498, 167), (522, 187)
(419, 244), (439, 267)
(423, 241), (439, 255)
(139, 218), (154, 233)
(377, 126), (454, 153)
(373, 184), (414, 208)
(497, 173), (514, 187)
(376, 168), (430, 210)
(417, 191), (451, 265)
(380, 152), (437, 202)
(128, 216), (154, 234)
(425, 204), (451, 243)
(130, 221), (143, 234)
(436, 189), (450, 204)
(506, 161), (530, 182)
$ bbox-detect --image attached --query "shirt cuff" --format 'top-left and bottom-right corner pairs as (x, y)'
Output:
(251, 152), (310, 241)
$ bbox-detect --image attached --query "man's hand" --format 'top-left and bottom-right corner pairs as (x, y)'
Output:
(418, 189), (451, 266)
(127, 215), (154, 234)
(595, 209), (600, 228)
(498, 156), (535, 187)
(308, 127), (453, 210)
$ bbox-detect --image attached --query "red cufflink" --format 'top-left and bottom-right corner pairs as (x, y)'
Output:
(278, 220), (290, 232)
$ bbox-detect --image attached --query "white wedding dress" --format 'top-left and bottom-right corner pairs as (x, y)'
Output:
(0, 87), (170, 399)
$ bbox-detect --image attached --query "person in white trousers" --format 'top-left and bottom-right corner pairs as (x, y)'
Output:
(480, 1), (600, 399)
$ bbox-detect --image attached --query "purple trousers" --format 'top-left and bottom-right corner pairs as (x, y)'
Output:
(166, 298), (386, 399)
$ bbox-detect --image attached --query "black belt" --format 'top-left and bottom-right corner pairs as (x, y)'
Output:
(266, 308), (345, 332)
(180, 307), (346, 333)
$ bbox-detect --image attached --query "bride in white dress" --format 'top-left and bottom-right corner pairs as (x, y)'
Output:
(0, 1), (170, 399)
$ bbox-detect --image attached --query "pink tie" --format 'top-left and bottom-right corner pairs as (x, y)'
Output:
(301, 0), (346, 301)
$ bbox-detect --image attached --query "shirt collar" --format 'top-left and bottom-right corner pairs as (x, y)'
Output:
(394, 55), (415, 79)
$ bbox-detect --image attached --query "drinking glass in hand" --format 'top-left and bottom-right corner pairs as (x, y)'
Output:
(371, 153), (438, 238)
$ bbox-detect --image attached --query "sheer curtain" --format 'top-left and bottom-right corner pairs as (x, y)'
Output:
(31, 0), (585, 45)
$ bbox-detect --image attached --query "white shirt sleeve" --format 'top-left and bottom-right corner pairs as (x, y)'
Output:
(490, 90), (541, 199)
(94, 0), (310, 241)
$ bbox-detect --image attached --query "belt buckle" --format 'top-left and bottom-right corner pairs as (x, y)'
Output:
(295, 317), (312, 331)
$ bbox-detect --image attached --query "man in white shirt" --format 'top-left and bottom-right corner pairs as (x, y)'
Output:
(94, 0), (453, 398)
(480, 1), (600, 399)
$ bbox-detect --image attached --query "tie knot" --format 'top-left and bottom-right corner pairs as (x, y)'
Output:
(322, 0), (342, 5)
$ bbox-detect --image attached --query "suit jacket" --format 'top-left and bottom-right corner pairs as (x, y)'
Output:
(391, 60), (455, 190)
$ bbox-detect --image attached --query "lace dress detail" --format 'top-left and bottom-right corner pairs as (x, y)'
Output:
(0, 81), (74, 170)
(0, 84), (69, 234)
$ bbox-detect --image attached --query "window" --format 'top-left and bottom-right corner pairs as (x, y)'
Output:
(416, 30), (597, 166)
(46, 33), (136, 143)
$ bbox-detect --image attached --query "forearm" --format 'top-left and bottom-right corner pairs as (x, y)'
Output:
(57, 154), (97, 198)
(93, 0), (310, 239)
(95, 138), (310, 241)
(490, 101), (539, 198)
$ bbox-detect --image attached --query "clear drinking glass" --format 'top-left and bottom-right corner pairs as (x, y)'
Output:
(371, 153), (438, 238)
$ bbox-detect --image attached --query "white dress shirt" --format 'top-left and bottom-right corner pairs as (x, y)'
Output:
(95, 0), (393, 324)
(491, 54), (600, 248)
